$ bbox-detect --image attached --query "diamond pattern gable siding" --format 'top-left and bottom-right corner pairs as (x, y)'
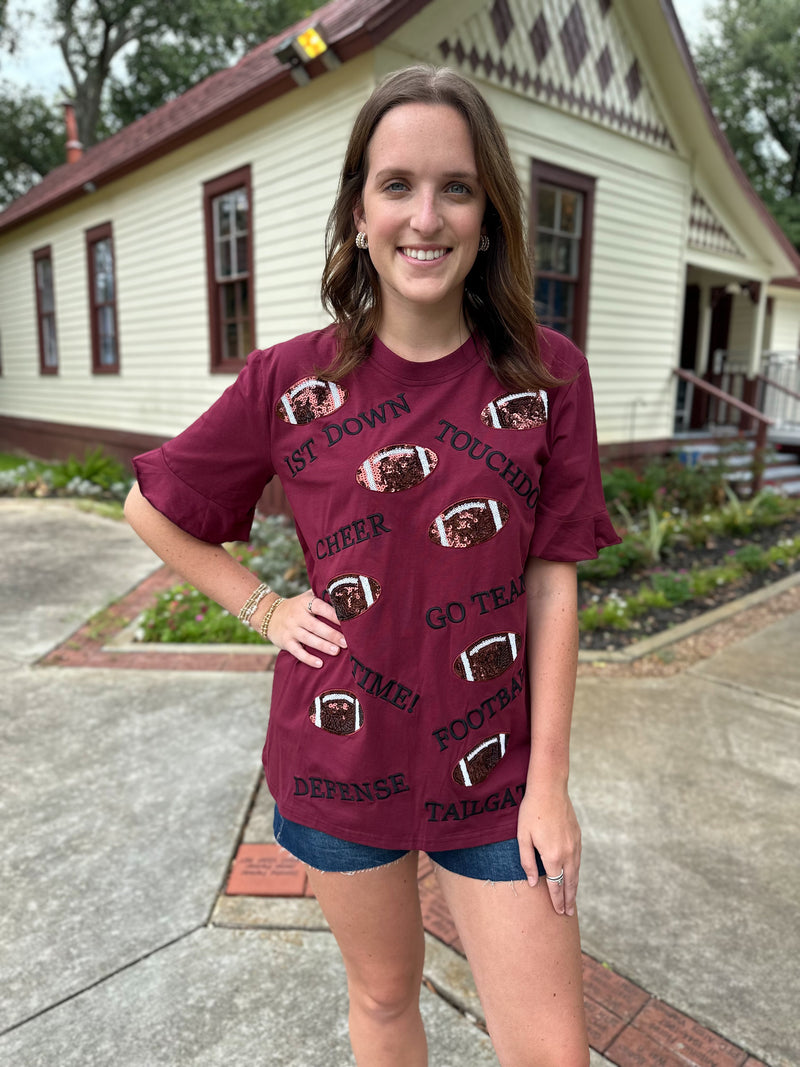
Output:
(439, 0), (675, 152)
(689, 192), (744, 258)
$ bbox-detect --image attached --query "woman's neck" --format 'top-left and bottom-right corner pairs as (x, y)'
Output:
(376, 305), (469, 363)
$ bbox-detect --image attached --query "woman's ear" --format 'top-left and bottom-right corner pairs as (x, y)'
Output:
(353, 199), (366, 231)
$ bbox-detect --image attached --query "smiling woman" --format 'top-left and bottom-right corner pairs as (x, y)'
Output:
(353, 103), (487, 356)
(125, 64), (619, 1067)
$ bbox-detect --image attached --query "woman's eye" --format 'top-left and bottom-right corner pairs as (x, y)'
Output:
(385, 181), (408, 192)
(448, 183), (470, 195)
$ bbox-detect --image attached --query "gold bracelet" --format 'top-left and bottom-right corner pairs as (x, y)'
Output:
(259, 596), (284, 642)
(238, 582), (272, 624)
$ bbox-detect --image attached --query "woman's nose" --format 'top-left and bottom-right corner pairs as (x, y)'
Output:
(410, 191), (442, 234)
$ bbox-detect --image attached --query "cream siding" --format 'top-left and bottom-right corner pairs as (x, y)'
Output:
(725, 293), (757, 367)
(767, 288), (800, 353)
(483, 84), (687, 445)
(0, 59), (375, 439)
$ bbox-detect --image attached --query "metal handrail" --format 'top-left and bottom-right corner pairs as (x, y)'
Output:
(672, 368), (773, 494)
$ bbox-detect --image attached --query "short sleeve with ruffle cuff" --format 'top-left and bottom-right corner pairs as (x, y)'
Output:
(528, 335), (621, 562)
(529, 507), (620, 562)
(132, 350), (275, 545)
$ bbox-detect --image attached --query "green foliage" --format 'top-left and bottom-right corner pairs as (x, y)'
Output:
(108, 0), (313, 129)
(138, 583), (264, 645)
(0, 0), (311, 207)
(137, 525), (309, 643)
(247, 514), (309, 596)
(602, 458), (726, 517)
(576, 538), (648, 581)
(0, 84), (65, 206)
(0, 447), (132, 500)
(49, 447), (128, 490)
(649, 571), (693, 605)
(693, 0), (800, 248)
(732, 543), (771, 573)
(578, 536), (800, 633)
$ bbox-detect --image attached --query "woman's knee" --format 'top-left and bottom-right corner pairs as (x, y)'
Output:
(347, 967), (423, 1023)
(490, 1028), (590, 1067)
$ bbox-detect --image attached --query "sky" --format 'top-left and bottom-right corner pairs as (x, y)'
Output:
(1, 0), (710, 96)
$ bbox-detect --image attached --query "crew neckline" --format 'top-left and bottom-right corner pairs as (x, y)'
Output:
(368, 333), (484, 384)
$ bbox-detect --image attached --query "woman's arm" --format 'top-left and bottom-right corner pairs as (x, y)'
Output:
(516, 555), (581, 916)
(124, 484), (346, 667)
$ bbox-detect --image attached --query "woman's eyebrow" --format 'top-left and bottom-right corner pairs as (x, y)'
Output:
(372, 168), (479, 184)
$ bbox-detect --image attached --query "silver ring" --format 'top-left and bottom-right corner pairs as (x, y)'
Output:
(545, 868), (564, 886)
(306, 597), (315, 615)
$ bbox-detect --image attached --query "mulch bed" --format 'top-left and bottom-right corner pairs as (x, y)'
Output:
(578, 517), (800, 652)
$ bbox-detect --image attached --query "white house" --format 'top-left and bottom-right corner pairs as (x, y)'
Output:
(1, 0), (798, 495)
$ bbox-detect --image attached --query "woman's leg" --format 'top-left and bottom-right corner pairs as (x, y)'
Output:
(435, 866), (589, 1067)
(306, 851), (428, 1067)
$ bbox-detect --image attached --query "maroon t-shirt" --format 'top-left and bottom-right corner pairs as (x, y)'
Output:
(134, 325), (618, 850)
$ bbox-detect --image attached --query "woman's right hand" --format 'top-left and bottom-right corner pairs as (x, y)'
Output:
(258, 591), (347, 668)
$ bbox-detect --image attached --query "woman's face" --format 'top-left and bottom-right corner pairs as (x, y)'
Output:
(354, 103), (486, 329)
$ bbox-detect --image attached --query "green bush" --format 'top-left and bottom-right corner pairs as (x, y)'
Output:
(247, 514), (309, 596)
(602, 458), (727, 517)
(649, 571), (693, 605)
(137, 583), (264, 644)
(0, 447), (132, 501)
(578, 537), (647, 580)
(49, 447), (128, 491)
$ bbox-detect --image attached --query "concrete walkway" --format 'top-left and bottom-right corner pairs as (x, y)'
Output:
(1, 499), (797, 1066)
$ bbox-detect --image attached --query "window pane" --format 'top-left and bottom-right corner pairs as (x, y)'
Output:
(98, 306), (117, 364)
(222, 281), (237, 319)
(37, 259), (55, 313)
(208, 176), (251, 365)
(93, 240), (114, 303)
(224, 322), (239, 361)
(534, 277), (552, 320)
(559, 191), (582, 236)
(234, 189), (248, 234)
(538, 186), (556, 228)
(217, 238), (232, 279)
(43, 316), (58, 366)
(555, 236), (579, 276)
(537, 233), (554, 271)
(235, 235), (248, 275)
(552, 280), (574, 320)
(215, 194), (232, 238)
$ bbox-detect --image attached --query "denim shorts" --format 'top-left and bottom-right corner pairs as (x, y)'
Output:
(273, 805), (546, 881)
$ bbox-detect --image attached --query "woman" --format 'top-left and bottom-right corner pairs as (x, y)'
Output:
(126, 64), (618, 1066)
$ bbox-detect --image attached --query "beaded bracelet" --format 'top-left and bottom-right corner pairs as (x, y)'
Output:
(237, 582), (272, 624)
(259, 596), (284, 642)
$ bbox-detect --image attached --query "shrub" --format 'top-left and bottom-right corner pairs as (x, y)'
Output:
(137, 584), (263, 645)
(0, 448), (132, 502)
(248, 515), (309, 596)
(649, 571), (692, 605)
(578, 537), (647, 580)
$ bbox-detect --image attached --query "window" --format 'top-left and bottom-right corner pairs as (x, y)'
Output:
(204, 166), (255, 371)
(33, 246), (59, 374)
(86, 222), (120, 373)
(530, 162), (595, 350)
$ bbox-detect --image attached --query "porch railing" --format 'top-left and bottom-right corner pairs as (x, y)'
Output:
(757, 351), (800, 428)
(672, 368), (773, 494)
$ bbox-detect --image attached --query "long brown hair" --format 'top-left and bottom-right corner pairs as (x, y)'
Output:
(320, 65), (560, 390)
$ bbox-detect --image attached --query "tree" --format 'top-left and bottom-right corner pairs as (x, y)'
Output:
(694, 0), (800, 249)
(0, 87), (65, 206)
(0, 0), (310, 208)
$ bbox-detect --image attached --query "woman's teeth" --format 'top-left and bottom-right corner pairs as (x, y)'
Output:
(402, 248), (447, 260)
